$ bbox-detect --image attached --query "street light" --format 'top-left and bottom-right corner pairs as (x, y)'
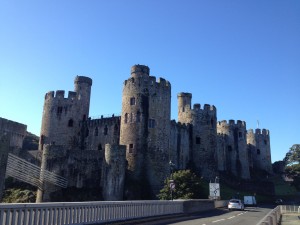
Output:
(169, 160), (175, 201)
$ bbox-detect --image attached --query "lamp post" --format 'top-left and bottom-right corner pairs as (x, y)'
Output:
(169, 160), (175, 201)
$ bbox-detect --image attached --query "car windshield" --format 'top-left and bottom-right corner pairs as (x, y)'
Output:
(230, 200), (240, 203)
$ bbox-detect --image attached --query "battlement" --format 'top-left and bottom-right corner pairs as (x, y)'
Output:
(124, 72), (170, 88)
(218, 119), (246, 128)
(45, 90), (78, 100)
(255, 128), (269, 136)
(247, 128), (270, 136)
(85, 116), (121, 128)
(131, 65), (150, 77)
(74, 76), (93, 86)
(0, 117), (27, 135)
(56, 90), (65, 98)
(177, 92), (192, 98)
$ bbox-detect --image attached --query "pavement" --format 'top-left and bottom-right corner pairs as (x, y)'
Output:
(281, 213), (300, 225)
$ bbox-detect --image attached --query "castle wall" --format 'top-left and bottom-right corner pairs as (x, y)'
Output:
(217, 120), (250, 179)
(37, 144), (103, 202)
(39, 76), (92, 150)
(83, 116), (121, 150)
(177, 93), (218, 179)
(0, 117), (27, 153)
(169, 120), (190, 170)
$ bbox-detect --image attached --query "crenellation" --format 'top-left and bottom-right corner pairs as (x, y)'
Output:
(68, 91), (76, 99)
(45, 91), (55, 99)
(55, 90), (65, 98)
(131, 64), (150, 77)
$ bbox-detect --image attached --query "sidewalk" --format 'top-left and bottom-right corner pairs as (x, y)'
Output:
(281, 213), (300, 225)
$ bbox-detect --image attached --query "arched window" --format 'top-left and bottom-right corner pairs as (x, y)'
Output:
(94, 127), (98, 136)
(98, 144), (102, 151)
(68, 119), (74, 127)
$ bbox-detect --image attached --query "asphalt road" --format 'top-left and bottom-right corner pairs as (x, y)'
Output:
(111, 205), (275, 225)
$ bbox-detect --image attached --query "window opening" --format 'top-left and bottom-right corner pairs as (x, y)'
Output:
(196, 136), (201, 145)
(257, 149), (261, 155)
(228, 146), (232, 151)
(130, 113), (133, 123)
(124, 113), (128, 123)
(148, 119), (155, 128)
(104, 125), (108, 135)
(95, 127), (98, 136)
(137, 111), (141, 122)
(57, 107), (63, 114)
(129, 144), (134, 153)
(114, 124), (118, 135)
(130, 97), (136, 105)
(68, 119), (74, 127)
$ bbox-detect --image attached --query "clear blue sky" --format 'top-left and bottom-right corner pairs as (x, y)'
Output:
(0, 0), (299, 163)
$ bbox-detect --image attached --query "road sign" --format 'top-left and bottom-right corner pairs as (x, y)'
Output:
(169, 180), (175, 190)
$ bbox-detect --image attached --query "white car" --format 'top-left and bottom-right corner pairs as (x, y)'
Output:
(228, 199), (245, 211)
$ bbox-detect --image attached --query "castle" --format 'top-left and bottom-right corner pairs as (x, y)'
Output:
(36, 65), (272, 202)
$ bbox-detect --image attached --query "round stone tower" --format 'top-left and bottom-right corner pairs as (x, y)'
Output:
(217, 120), (250, 179)
(120, 65), (171, 198)
(247, 128), (272, 173)
(39, 76), (92, 150)
(177, 92), (192, 124)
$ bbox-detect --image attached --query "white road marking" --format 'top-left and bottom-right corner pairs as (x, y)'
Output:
(227, 216), (236, 219)
(212, 219), (225, 223)
(237, 213), (244, 216)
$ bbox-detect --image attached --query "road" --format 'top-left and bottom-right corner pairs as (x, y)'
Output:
(120, 205), (274, 225)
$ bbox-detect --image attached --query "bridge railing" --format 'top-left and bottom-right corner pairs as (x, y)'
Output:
(0, 200), (183, 225)
(256, 205), (300, 225)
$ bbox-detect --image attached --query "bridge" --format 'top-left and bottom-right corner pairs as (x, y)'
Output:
(0, 199), (224, 225)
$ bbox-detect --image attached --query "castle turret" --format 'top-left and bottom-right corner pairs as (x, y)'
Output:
(247, 128), (272, 173)
(177, 92), (192, 124)
(177, 93), (218, 179)
(39, 76), (92, 150)
(217, 120), (250, 179)
(102, 144), (126, 201)
(120, 65), (171, 198)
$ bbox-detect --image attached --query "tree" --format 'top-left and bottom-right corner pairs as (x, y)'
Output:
(284, 144), (300, 165)
(284, 144), (300, 190)
(157, 170), (205, 200)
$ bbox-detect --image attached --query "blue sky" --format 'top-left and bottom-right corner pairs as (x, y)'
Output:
(0, 0), (299, 163)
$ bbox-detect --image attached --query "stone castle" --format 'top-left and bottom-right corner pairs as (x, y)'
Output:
(36, 65), (272, 202)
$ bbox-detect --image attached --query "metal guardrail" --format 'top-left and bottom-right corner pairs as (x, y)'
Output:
(0, 201), (183, 225)
(256, 205), (300, 225)
(6, 153), (67, 189)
